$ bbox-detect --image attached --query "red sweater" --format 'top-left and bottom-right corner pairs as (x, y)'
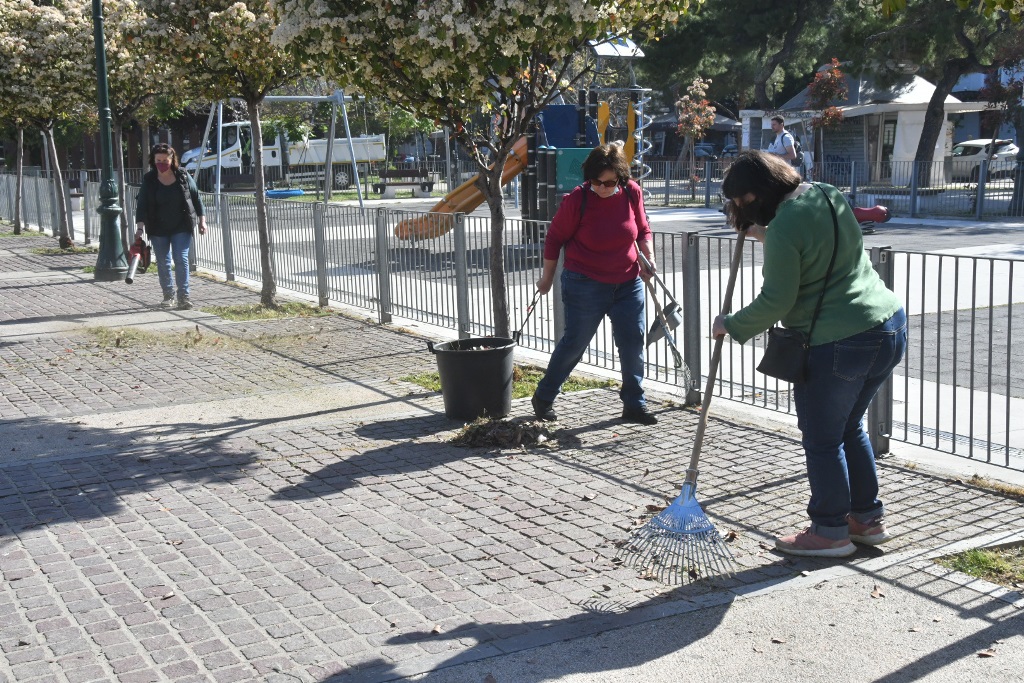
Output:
(543, 180), (651, 283)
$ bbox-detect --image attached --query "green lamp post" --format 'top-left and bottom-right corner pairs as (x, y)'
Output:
(91, 0), (127, 281)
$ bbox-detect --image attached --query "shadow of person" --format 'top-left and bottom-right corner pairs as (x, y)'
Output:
(273, 419), (584, 499)
(319, 590), (733, 683)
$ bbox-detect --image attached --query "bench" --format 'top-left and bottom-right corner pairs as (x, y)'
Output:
(372, 169), (434, 199)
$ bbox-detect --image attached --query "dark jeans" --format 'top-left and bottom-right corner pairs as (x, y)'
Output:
(535, 270), (646, 410)
(794, 307), (908, 537)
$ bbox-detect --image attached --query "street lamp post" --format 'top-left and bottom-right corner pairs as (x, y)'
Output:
(91, 0), (127, 281)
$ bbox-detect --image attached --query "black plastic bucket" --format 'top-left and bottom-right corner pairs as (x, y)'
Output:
(427, 337), (515, 421)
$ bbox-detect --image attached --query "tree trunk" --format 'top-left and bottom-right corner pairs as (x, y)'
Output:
(14, 127), (23, 235)
(43, 126), (73, 248)
(249, 100), (278, 307)
(913, 68), (962, 169)
(480, 158), (509, 338)
(141, 122), (151, 175)
(113, 120), (131, 254)
(752, 2), (811, 110)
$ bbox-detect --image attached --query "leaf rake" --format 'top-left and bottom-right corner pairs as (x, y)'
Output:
(618, 231), (747, 583)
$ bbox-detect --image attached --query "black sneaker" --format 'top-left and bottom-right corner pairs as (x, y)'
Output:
(177, 296), (194, 311)
(159, 293), (175, 308)
(531, 395), (557, 421)
(621, 406), (658, 425)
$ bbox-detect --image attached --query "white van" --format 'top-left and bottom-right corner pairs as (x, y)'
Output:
(181, 122), (387, 190)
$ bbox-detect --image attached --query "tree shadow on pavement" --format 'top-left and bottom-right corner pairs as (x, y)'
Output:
(0, 420), (258, 540)
(271, 420), (584, 499)
(320, 593), (733, 683)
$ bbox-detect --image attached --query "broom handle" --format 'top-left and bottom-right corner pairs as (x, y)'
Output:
(685, 231), (747, 485)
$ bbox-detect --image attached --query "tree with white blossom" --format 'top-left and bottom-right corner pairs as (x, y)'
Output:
(0, 0), (95, 247)
(272, 0), (698, 336)
(140, 0), (305, 307)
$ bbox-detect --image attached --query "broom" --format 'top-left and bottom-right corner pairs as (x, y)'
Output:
(617, 230), (747, 583)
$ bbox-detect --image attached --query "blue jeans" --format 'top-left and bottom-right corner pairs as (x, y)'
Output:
(535, 270), (646, 410)
(150, 232), (193, 299)
(794, 307), (907, 538)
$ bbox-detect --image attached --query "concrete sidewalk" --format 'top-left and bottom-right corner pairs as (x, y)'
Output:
(0, 226), (1021, 683)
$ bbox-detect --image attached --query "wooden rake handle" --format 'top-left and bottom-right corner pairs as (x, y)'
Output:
(685, 231), (746, 485)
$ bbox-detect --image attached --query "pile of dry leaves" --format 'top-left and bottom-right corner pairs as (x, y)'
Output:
(451, 417), (557, 449)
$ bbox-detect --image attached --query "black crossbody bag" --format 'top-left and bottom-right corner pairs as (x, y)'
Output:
(755, 184), (840, 384)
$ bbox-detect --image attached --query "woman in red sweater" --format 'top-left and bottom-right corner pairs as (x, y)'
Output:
(531, 143), (657, 425)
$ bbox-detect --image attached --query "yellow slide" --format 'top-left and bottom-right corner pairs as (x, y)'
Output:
(394, 136), (529, 240)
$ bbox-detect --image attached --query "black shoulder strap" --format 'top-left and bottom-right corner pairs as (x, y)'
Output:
(806, 183), (840, 347)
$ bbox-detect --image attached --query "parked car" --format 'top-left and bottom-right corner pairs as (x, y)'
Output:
(693, 142), (718, 161)
(951, 138), (1020, 182)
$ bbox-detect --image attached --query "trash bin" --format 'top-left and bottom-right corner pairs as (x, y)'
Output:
(427, 337), (515, 421)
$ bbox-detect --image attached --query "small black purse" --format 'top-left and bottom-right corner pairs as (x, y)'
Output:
(757, 326), (810, 383)
(756, 184), (840, 384)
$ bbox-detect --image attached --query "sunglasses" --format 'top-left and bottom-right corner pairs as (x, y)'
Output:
(590, 178), (619, 188)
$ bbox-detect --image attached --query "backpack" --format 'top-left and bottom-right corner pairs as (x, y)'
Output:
(792, 134), (802, 158)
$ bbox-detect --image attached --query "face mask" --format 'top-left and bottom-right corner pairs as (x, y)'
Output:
(155, 161), (171, 173)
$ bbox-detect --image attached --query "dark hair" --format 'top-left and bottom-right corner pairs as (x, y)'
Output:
(721, 150), (801, 225)
(149, 143), (179, 172)
(770, 115), (785, 125)
(581, 142), (630, 186)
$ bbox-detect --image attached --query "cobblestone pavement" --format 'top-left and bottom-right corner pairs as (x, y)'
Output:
(1, 227), (1022, 682)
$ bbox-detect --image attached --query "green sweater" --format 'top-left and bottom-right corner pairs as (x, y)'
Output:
(724, 183), (901, 345)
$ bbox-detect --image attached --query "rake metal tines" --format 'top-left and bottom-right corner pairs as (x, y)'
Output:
(616, 484), (736, 584)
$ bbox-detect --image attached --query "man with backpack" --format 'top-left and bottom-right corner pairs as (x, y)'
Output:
(767, 115), (801, 167)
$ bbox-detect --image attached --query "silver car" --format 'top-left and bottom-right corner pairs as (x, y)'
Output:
(951, 138), (1020, 182)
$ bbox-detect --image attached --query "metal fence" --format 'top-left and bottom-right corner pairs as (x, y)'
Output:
(641, 158), (1024, 219)
(2, 171), (1021, 472)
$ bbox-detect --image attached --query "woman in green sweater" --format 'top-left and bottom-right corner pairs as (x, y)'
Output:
(712, 151), (907, 558)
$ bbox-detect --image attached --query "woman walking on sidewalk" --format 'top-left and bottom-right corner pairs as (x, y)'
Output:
(712, 151), (907, 558)
(531, 142), (658, 426)
(134, 143), (206, 310)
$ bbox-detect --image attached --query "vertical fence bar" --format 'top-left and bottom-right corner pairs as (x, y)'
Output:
(704, 161), (711, 208)
(867, 247), (895, 455)
(682, 231), (702, 405)
(452, 213), (471, 339)
(373, 209), (392, 324)
(663, 161), (671, 206)
(33, 175), (44, 233)
(849, 161), (857, 206)
(312, 203), (329, 307)
(219, 197), (235, 281)
(975, 160), (988, 220)
(83, 183), (93, 244)
(909, 162), (919, 219)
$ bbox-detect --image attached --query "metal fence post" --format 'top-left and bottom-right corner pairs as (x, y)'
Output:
(219, 197), (235, 281)
(63, 179), (76, 242)
(83, 182), (93, 245)
(868, 246), (895, 455)
(681, 231), (702, 405)
(33, 175), (44, 233)
(909, 162), (919, 218)
(849, 161), (857, 207)
(452, 213), (471, 339)
(312, 203), (329, 307)
(663, 161), (671, 206)
(49, 177), (59, 237)
(373, 209), (393, 324)
(975, 160), (988, 220)
(704, 161), (712, 208)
